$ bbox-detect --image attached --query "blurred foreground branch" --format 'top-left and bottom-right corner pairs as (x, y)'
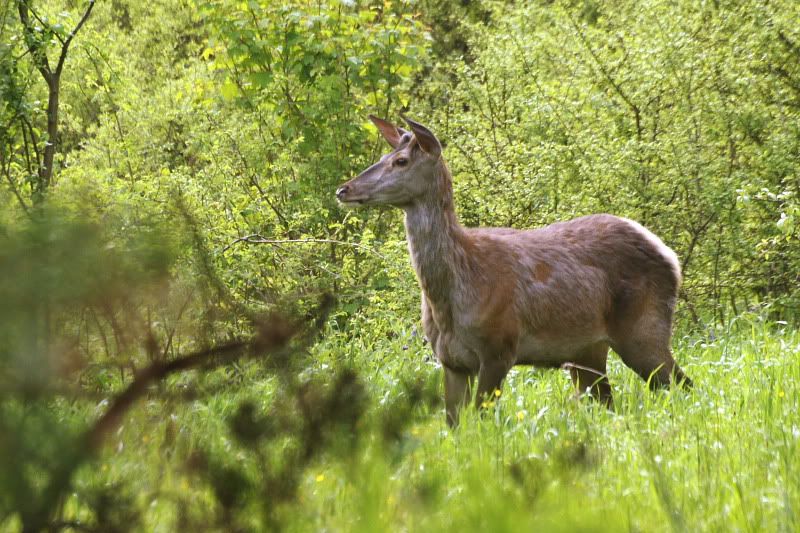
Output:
(22, 315), (298, 533)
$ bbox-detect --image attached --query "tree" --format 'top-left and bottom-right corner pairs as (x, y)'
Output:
(12, 0), (95, 205)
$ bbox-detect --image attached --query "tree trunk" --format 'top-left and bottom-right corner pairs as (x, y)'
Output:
(35, 74), (60, 204)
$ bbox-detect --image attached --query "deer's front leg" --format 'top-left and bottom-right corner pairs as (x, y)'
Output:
(421, 297), (439, 350)
(475, 358), (512, 409)
(444, 366), (473, 427)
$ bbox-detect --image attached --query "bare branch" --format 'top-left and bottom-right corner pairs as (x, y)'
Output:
(20, 113), (40, 166)
(55, 0), (96, 75)
(561, 362), (607, 378)
(220, 234), (390, 262)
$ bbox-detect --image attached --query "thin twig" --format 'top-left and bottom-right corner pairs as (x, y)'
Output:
(560, 362), (607, 378)
(220, 234), (390, 262)
(570, 16), (643, 141)
(0, 149), (31, 216)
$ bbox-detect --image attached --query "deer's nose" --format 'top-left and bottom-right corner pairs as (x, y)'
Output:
(336, 185), (350, 199)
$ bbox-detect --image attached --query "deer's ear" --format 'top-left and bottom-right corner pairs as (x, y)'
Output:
(402, 115), (441, 158)
(369, 115), (407, 149)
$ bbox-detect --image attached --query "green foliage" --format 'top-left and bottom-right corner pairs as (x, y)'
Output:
(192, 0), (429, 308)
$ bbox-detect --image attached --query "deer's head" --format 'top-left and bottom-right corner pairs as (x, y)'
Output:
(336, 116), (443, 209)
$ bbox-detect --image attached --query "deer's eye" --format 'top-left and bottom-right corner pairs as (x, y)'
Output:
(394, 158), (408, 167)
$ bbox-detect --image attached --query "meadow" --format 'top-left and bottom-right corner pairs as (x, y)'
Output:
(9, 313), (792, 532)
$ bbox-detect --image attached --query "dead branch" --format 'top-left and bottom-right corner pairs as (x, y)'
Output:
(220, 234), (390, 262)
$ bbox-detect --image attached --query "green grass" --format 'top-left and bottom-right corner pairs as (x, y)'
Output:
(6, 314), (799, 532)
(308, 315), (799, 532)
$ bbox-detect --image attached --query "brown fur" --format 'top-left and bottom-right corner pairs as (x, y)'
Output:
(337, 116), (692, 426)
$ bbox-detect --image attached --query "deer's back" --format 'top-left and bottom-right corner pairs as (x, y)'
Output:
(466, 213), (679, 289)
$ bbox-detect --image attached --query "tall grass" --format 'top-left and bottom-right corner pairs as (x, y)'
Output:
(7, 314), (797, 532)
(291, 314), (800, 531)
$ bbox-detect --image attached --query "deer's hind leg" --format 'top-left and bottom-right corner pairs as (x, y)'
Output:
(569, 342), (613, 407)
(610, 301), (692, 390)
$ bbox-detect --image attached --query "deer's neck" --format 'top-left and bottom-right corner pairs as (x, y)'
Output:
(403, 162), (471, 321)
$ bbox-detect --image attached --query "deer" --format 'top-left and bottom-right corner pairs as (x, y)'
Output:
(336, 115), (692, 426)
